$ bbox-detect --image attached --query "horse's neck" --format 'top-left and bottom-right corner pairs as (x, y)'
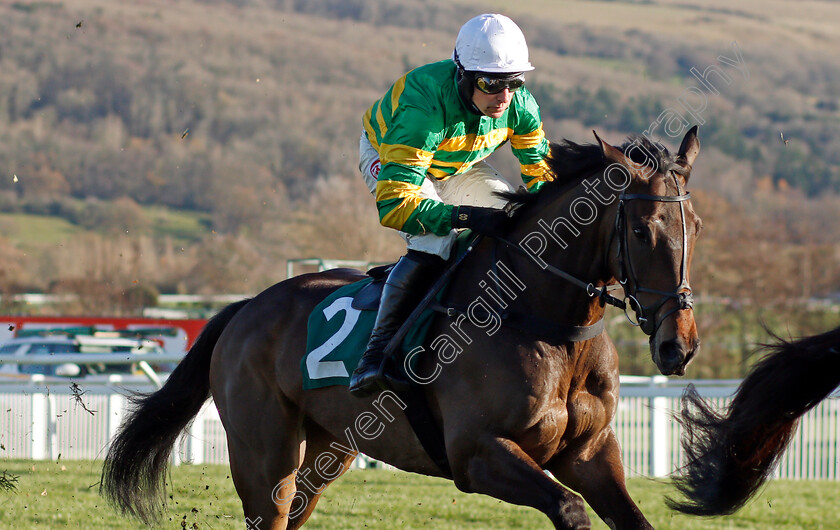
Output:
(517, 210), (609, 325)
(456, 196), (613, 328)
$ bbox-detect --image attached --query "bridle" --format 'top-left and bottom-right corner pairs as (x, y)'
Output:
(496, 167), (695, 338)
(614, 170), (694, 336)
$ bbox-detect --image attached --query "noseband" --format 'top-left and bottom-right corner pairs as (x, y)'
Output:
(615, 171), (694, 336)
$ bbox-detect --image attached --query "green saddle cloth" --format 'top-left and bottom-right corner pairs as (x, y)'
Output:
(301, 232), (477, 390)
(301, 276), (442, 390)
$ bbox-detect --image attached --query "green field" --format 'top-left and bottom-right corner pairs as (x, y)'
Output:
(1, 460), (839, 529)
(0, 207), (210, 248)
(0, 214), (84, 246)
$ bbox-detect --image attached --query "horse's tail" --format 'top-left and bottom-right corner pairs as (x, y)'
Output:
(100, 298), (251, 524)
(667, 326), (840, 516)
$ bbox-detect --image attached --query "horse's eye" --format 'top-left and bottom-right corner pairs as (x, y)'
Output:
(632, 226), (649, 242)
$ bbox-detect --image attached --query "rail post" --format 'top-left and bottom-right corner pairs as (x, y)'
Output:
(106, 375), (126, 443)
(649, 375), (670, 477)
(29, 375), (57, 460)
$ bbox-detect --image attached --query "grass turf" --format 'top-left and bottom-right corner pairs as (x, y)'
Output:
(1, 460), (840, 529)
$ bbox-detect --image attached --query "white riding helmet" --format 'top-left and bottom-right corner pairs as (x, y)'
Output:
(452, 14), (534, 73)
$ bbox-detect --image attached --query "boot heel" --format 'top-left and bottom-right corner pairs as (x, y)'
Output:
(378, 357), (411, 393)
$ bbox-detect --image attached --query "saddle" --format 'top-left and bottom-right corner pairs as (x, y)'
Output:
(350, 264), (393, 311)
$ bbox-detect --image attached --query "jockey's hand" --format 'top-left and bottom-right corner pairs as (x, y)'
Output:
(452, 206), (510, 237)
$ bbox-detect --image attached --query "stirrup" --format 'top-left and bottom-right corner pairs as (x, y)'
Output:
(349, 355), (410, 397)
(379, 356), (411, 393)
(349, 352), (386, 397)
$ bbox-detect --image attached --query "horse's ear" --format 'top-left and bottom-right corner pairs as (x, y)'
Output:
(677, 125), (700, 173)
(593, 130), (626, 166)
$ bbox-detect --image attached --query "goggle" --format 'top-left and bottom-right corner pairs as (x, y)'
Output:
(474, 74), (525, 94)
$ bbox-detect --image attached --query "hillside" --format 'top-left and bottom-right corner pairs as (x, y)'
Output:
(2, 0), (840, 203)
(0, 0), (839, 376)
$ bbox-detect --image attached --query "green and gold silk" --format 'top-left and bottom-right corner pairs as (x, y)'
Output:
(363, 60), (551, 236)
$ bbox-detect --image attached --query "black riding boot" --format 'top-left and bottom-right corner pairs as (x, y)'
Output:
(348, 250), (444, 397)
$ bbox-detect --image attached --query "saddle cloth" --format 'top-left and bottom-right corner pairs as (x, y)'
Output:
(301, 275), (441, 390)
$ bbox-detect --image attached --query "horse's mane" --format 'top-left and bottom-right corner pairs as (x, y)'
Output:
(501, 135), (687, 210)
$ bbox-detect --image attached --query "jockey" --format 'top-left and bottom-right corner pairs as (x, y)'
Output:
(349, 13), (552, 397)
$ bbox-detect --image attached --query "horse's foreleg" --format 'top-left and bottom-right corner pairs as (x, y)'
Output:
(450, 434), (591, 530)
(287, 419), (357, 530)
(546, 428), (652, 530)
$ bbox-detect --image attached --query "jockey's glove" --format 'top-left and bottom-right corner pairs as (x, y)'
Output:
(451, 205), (510, 237)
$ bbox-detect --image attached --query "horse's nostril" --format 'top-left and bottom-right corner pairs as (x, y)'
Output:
(657, 339), (691, 375)
(684, 344), (698, 365)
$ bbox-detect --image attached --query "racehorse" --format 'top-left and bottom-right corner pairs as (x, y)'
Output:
(101, 127), (702, 530)
(668, 325), (840, 516)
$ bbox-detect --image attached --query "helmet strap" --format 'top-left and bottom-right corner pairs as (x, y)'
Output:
(453, 51), (483, 115)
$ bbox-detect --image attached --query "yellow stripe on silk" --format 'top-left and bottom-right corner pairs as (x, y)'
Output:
(425, 167), (449, 180)
(525, 178), (543, 191)
(380, 143), (435, 168)
(363, 107), (380, 151)
(521, 160), (553, 178)
(429, 158), (465, 170)
(375, 104), (387, 140)
(475, 127), (512, 151)
(429, 153), (497, 181)
(376, 180), (424, 230)
(390, 74), (409, 117)
(437, 134), (473, 152)
(363, 105), (373, 128)
(438, 128), (512, 153)
(511, 126), (546, 150)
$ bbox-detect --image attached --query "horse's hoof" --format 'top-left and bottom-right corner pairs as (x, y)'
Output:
(551, 497), (592, 530)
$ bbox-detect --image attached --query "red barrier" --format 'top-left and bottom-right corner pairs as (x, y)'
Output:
(0, 316), (207, 355)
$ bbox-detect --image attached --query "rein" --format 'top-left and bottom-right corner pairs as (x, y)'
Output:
(495, 237), (625, 311)
(384, 170), (695, 351)
(495, 170), (694, 338)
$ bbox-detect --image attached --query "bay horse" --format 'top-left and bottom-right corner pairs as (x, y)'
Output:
(668, 325), (840, 516)
(101, 127), (702, 529)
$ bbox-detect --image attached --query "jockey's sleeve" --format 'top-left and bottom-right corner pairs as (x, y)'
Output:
(373, 102), (454, 236)
(510, 89), (552, 192)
